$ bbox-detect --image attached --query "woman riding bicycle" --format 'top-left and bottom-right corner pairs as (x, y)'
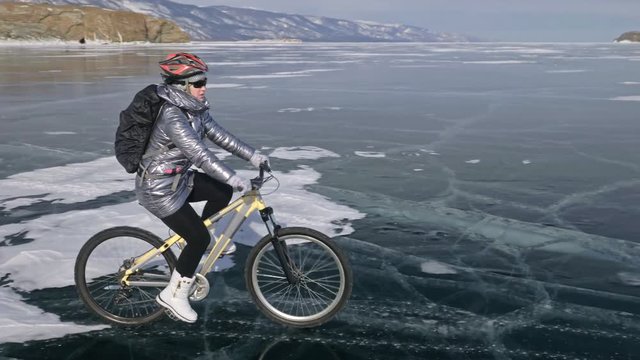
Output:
(135, 52), (269, 323)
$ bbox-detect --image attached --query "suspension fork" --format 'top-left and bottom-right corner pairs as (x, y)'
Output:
(260, 207), (299, 285)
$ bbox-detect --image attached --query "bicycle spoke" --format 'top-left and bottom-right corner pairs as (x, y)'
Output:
(257, 273), (287, 280)
(269, 284), (292, 312)
(92, 290), (116, 303)
(305, 275), (341, 292)
(122, 298), (156, 307)
(307, 273), (342, 282)
(305, 256), (336, 276)
(258, 278), (289, 292)
(297, 286), (306, 316)
(302, 281), (333, 304)
(304, 250), (328, 274)
(261, 280), (289, 295)
(136, 287), (159, 308)
(264, 280), (293, 299)
(302, 282), (327, 313)
(295, 243), (307, 272)
(305, 277), (340, 296)
(258, 262), (285, 275)
(99, 290), (117, 312)
(86, 275), (119, 288)
(256, 249), (285, 273)
(299, 286), (312, 316)
(284, 285), (297, 315)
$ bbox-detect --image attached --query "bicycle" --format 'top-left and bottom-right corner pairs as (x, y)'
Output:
(74, 164), (352, 328)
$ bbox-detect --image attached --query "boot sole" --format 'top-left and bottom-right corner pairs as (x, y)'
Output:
(156, 294), (197, 323)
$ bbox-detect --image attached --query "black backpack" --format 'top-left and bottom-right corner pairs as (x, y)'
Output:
(114, 85), (166, 173)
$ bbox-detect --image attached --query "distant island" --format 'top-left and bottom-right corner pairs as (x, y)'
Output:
(11, 0), (473, 42)
(0, 2), (189, 43)
(615, 31), (640, 43)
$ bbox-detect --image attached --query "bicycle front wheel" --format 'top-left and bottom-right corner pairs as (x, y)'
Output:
(74, 226), (177, 325)
(245, 227), (352, 328)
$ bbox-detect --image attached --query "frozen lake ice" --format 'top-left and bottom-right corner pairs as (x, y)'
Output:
(1, 41), (640, 359)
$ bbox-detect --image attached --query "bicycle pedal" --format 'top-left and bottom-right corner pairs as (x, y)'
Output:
(164, 309), (179, 321)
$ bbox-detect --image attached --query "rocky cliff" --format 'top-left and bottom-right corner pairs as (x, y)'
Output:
(615, 31), (640, 43)
(0, 2), (190, 43)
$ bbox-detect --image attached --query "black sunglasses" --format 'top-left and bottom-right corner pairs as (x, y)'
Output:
(190, 78), (207, 88)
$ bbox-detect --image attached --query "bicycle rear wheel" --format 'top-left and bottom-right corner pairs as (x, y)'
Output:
(74, 226), (176, 325)
(245, 227), (352, 328)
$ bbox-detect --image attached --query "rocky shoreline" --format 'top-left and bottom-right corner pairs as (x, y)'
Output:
(0, 2), (189, 43)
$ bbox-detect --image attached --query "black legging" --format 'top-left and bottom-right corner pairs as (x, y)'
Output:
(160, 172), (233, 277)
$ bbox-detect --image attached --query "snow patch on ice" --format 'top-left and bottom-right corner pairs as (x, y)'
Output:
(355, 151), (386, 158)
(0, 287), (108, 344)
(44, 131), (77, 135)
(0, 157), (134, 210)
(225, 73), (309, 79)
(278, 107), (315, 113)
(618, 272), (640, 286)
(610, 95), (640, 101)
(1, 250), (75, 290)
(421, 260), (457, 274)
(268, 146), (340, 160)
(545, 69), (587, 73)
(224, 68), (342, 79)
(0, 150), (232, 210)
(277, 106), (341, 113)
(210, 60), (319, 66)
(420, 149), (440, 156)
(479, 47), (563, 54)
(391, 64), (439, 68)
(462, 60), (534, 65)
(207, 83), (244, 89)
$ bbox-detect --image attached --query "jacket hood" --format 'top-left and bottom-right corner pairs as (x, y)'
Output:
(157, 84), (209, 113)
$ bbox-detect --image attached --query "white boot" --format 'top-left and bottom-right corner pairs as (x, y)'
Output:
(156, 270), (197, 323)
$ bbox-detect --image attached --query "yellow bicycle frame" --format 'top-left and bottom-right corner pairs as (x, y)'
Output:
(120, 189), (267, 286)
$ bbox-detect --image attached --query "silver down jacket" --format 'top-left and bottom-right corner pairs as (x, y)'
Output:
(135, 84), (255, 218)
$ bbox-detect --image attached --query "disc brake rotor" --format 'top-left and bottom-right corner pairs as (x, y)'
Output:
(189, 273), (210, 301)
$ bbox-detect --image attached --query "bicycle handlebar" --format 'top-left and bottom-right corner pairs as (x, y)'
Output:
(251, 161), (272, 191)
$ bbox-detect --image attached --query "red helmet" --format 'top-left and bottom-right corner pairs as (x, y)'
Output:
(159, 52), (208, 80)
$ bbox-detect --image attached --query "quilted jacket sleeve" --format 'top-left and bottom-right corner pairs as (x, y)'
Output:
(161, 106), (235, 182)
(203, 112), (255, 161)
